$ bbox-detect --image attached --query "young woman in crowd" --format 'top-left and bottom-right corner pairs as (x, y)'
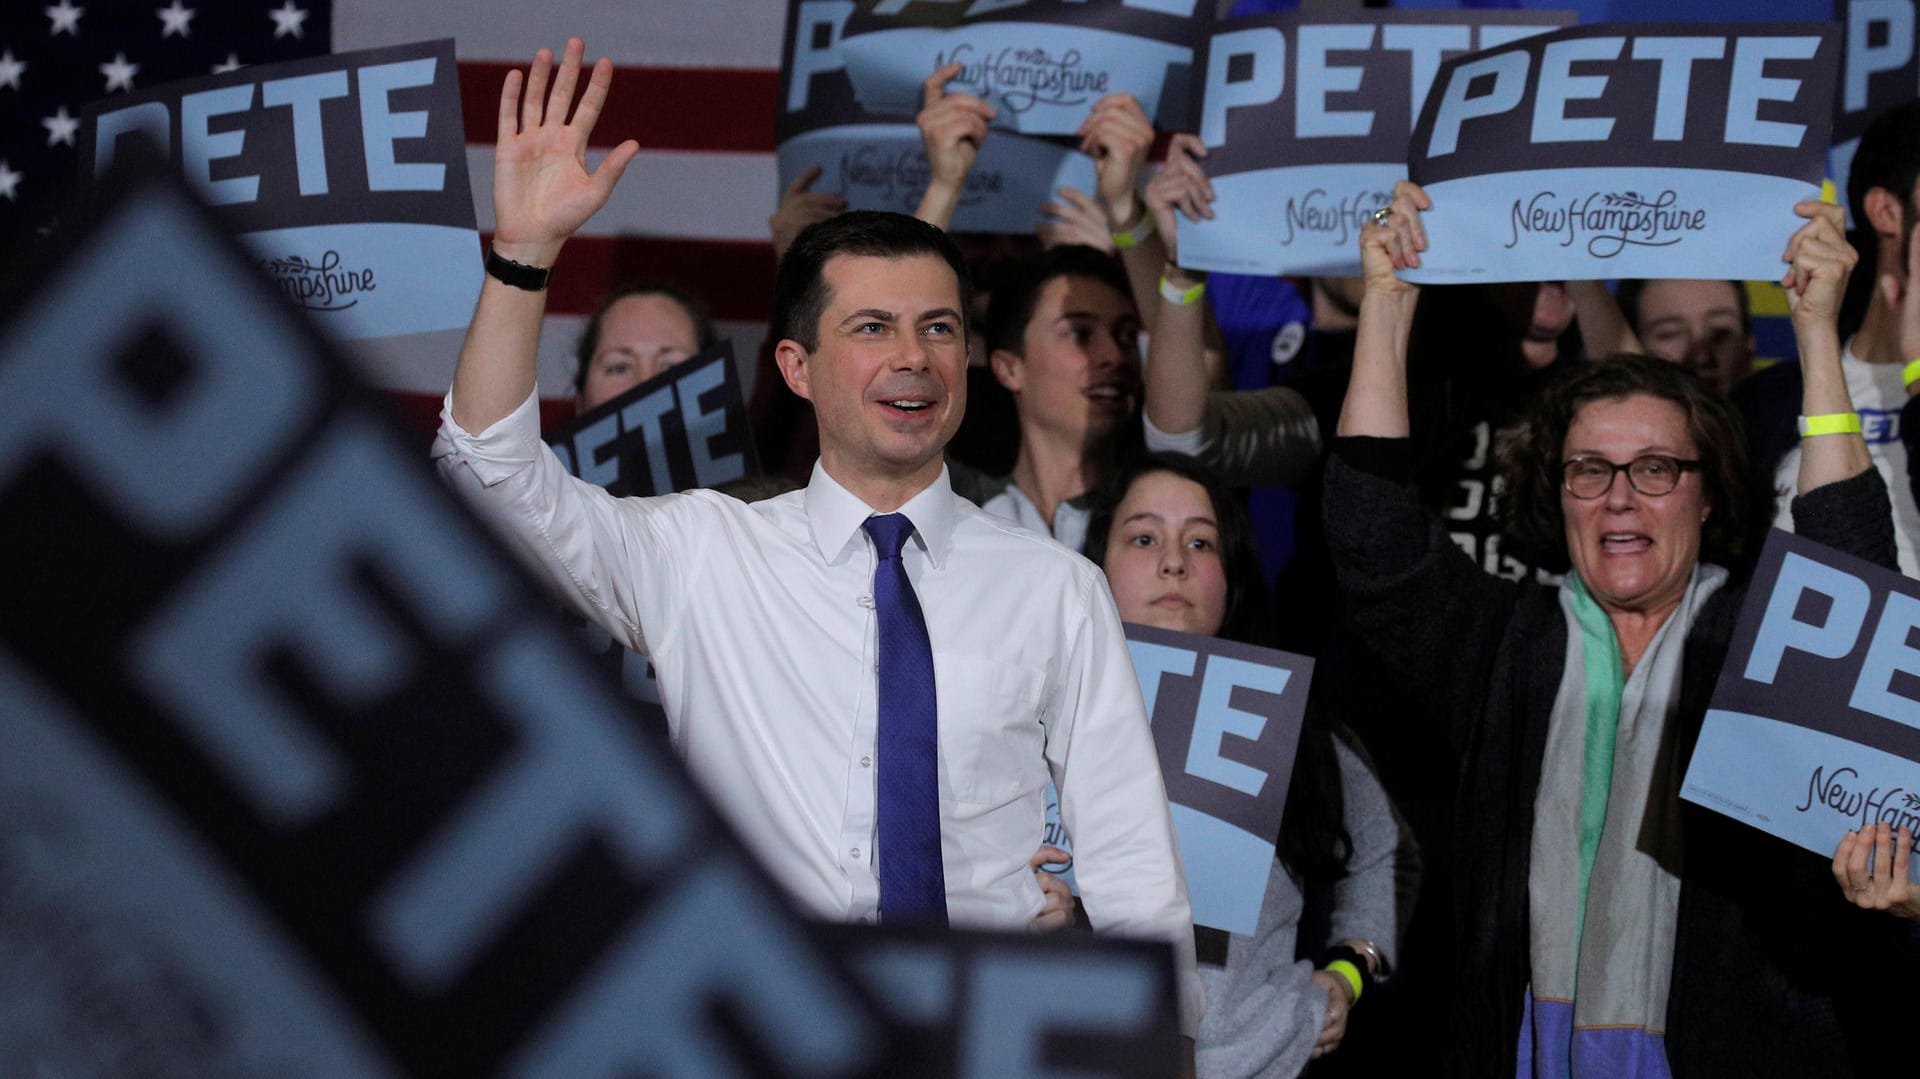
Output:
(571, 281), (716, 412)
(1080, 452), (1416, 1078)
(1325, 180), (1911, 1077)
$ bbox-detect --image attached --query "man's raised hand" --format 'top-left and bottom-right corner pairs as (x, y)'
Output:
(492, 38), (640, 267)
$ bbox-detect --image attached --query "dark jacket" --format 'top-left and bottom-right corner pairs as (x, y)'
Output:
(1324, 435), (1909, 1078)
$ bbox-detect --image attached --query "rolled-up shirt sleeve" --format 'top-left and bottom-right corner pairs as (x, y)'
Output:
(1047, 567), (1205, 1036)
(431, 389), (687, 656)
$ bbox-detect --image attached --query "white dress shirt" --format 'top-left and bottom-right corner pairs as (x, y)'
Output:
(434, 392), (1201, 1031)
(980, 483), (1090, 552)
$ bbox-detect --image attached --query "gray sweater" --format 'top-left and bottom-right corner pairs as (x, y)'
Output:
(1197, 734), (1418, 1079)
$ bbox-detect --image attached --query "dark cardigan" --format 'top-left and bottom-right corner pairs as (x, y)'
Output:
(1324, 435), (1910, 1078)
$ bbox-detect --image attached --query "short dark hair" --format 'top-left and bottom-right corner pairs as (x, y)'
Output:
(573, 282), (717, 394)
(1614, 278), (1751, 338)
(982, 244), (1134, 357)
(1084, 451), (1271, 648)
(1496, 353), (1770, 573)
(1849, 99), (1920, 231)
(772, 211), (972, 351)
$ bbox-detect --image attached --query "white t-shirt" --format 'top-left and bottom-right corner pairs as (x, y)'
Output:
(1771, 342), (1920, 575)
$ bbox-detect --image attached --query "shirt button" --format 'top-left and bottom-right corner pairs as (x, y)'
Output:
(850, 847), (861, 859)
(860, 756), (872, 768)
(857, 594), (875, 609)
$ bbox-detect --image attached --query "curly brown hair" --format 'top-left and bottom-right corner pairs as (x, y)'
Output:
(1496, 353), (1771, 574)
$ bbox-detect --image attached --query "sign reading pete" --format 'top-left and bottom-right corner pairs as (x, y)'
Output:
(1043, 623), (1310, 935)
(779, 0), (1099, 234)
(1681, 530), (1920, 882)
(1178, 9), (1570, 277)
(1404, 23), (1838, 284)
(80, 40), (482, 340)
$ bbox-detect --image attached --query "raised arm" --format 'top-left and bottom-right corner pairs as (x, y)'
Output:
(1143, 218), (1320, 488)
(1323, 181), (1518, 748)
(912, 63), (995, 231)
(1139, 133), (1216, 438)
(1336, 180), (1428, 439)
(1565, 279), (1641, 358)
(1074, 94), (1167, 314)
(452, 39), (638, 432)
(1783, 199), (1874, 493)
(770, 164), (846, 263)
(1133, 133), (1211, 327)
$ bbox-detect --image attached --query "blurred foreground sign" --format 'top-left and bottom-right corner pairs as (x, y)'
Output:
(0, 166), (1178, 1077)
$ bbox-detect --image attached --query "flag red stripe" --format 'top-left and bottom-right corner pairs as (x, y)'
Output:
(385, 389), (579, 445)
(479, 232), (777, 321)
(459, 62), (780, 153)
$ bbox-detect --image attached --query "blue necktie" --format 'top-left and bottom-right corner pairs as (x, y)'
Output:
(862, 513), (947, 926)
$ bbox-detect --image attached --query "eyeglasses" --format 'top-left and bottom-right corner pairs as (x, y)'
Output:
(1561, 454), (1701, 499)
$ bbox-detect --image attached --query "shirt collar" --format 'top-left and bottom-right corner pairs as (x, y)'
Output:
(804, 462), (957, 569)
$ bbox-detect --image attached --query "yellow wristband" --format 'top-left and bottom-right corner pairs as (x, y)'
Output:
(1112, 208), (1155, 249)
(1325, 959), (1364, 1002)
(1903, 359), (1920, 389)
(1798, 412), (1863, 437)
(1159, 275), (1205, 306)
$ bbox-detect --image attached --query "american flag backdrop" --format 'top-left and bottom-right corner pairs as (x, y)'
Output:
(0, 1), (332, 243)
(3, 0), (788, 425)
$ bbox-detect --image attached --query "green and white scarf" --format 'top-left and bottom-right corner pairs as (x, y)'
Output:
(1525, 564), (1727, 1072)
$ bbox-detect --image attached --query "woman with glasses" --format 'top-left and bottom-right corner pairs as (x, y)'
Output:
(1322, 180), (1911, 1078)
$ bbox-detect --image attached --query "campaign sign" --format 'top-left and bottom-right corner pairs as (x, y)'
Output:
(821, 925), (1180, 1078)
(80, 39), (482, 340)
(1833, 1), (1920, 226)
(781, 0), (1097, 233)
(545, 346), (758, 734)
(545, 342), (759, 500)
(1043, 623), (1310, 935)
(0, 166), (902, 1076)
(1178, 9), (1572, 277)
(834, 0), (1205, 136)
(1681, 530), (1920, 882)
(1403, 24), (1839, 284)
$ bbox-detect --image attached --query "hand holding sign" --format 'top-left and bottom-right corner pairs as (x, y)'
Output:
(1039, 186), (1117, 253)
(915, 62), (998, 228)
(1834, 822), (1920, 921)
(1359, 179), (1429, 290)
(1781, 200), (1858, 329)
(1030, 844), (1076, 931)
(493, 38), (638, 264)
(770, 164), (848, 261)
(1078, 93), (1155, 231)
(1145, 134), (1212, 264)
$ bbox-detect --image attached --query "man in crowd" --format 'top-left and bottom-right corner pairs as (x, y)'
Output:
(1746, 101), (1920, 573)
(432, 38), (1202, 1044)
(1615, 277), (1756, 397)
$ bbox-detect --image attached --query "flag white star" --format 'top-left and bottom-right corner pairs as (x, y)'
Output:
(0, 161), (20, 202)
(211, 52), (242, 74)
(45, 0), (83, 36)
(268, 1), (308, 40)
(43, 106), (79, 148)
(0, 51), (25, 92)
(156, 0), (195, 38)
(99, 51), (138, 93)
